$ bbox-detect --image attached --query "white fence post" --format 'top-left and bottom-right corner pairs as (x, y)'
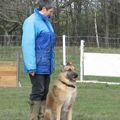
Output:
(94, 12), (99, 48)
(80, 40), (85, 82)
(63, 35), (66, 65)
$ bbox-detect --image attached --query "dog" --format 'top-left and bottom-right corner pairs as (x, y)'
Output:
(44, 62), (78, 120)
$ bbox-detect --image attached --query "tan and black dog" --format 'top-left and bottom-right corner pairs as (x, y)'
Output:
(44, 62), (78, 120)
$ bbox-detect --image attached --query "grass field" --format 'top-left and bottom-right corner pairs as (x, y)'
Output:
(0, 47), (120, 120)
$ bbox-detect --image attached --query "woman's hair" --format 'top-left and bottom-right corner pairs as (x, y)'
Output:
(39, 0), (55, 10)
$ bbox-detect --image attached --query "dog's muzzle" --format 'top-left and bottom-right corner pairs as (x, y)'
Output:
(67, 72), (78, 81)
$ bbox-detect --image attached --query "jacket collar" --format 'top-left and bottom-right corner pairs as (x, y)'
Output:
(34, 8), (50, 21)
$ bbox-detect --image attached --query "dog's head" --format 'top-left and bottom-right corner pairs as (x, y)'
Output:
(60, 62), (78, 83)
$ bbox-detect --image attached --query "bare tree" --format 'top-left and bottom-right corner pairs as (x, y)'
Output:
(0, 0), (33, 35)
(0, 0), (120, 39)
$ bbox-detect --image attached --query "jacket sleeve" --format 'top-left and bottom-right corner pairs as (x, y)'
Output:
(22, 19), (36, 73)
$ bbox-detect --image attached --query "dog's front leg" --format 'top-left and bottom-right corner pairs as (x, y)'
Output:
(55, 104), (62, 120)
(60, 108), (72, 120)
(67, 108), (72, 120)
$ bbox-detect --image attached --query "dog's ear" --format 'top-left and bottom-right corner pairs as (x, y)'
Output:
(60, 63), (65, 72)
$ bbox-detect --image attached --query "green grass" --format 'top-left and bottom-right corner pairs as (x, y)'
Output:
(1, 77), (120, 120)
(0, 47), (120, 120)
(73, 84), (120, 120)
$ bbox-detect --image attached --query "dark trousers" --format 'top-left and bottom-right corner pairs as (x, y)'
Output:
(29, 74), (50, 101)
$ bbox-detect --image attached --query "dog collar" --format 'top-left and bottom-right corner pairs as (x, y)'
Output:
(59, 80), (75, 88)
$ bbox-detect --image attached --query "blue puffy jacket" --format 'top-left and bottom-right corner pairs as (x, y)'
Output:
(22, 8), (55, 75)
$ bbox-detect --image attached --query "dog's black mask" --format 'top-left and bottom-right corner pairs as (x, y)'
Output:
(67, 71), (78, 82)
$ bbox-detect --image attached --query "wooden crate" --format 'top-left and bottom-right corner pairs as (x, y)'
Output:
(0, 61), (17, 87)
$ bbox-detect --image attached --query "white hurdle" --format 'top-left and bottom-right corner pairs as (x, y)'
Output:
(78, 40), (120, 85)
(62, 36), (120, 85)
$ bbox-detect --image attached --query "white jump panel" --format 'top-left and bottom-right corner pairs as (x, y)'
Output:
(84, 53), (120, 77)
